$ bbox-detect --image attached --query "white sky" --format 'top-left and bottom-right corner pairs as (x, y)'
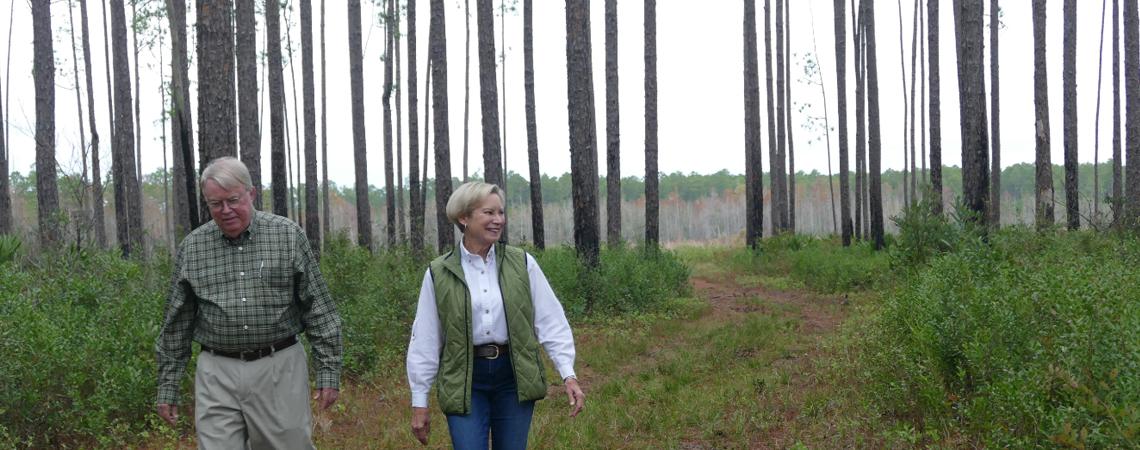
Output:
(1, 0), (1126, 188)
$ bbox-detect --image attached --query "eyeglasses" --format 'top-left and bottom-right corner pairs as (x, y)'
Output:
(206, 192), (247, 211)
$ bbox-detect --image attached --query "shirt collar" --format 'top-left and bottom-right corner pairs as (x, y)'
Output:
(459, 240), (496, 264)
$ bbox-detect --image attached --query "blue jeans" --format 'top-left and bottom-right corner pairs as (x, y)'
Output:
(445, 352), (536, 450)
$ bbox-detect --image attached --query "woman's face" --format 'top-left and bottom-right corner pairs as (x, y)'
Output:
(460, 193), (505, 251)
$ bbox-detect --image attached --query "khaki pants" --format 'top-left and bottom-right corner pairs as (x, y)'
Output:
(194, 342), (315, 450)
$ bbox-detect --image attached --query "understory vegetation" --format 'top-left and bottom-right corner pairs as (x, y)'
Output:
(0, 234), (688, 447)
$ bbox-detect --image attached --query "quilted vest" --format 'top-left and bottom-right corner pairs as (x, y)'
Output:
(429, 243), (548, 415)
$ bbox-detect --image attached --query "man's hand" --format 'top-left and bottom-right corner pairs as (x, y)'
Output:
(156, 403), (179, 427)
(314, 388), (339, 410)
(411, 407), (431, 445)
(564, 377), (585, 417)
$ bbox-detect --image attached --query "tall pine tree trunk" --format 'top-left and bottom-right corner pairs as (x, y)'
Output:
(1063, 0), (1078, 229)
(166, 0), (198, 239)
(268, 0), (289, 218)
(431, 0), (455, 251)
(112, 0), (143, 255)
(1112, 0), (1121, 225)
(896, 0), (910, 207)
(567, 0), (601, 317)
(464, 0), (471, 182)
(745, 0), (764, 249)
(524, 0), (544, 249)
(784, 0), (795, 232)
(854, 0), (866, 239)
(348, 0), (372, 250)
(644, 0), (659, 247)
(605, 0), (621, 247)
(989, 0), (1001, 226)
(132, 2), (141, 185)
(197, 0), (237, 164)
(1033, 0), (1055, 229)
(954, 0), (990, 224)
(384, 0), (396, 247)
(80, 0), (105, 247)
(1093, 0), (1106, 221)
(477, 0), (504, 191)
(302, 0), (320, 254)
(321, 0), (331, 237)
(0, 60), (7, 235)
(396, 4), (405, 243)
(408, 0), (424, 255)
(33, 0), (61, 249)
(1125, 0), (1140, 228)
(765, 0), (778, 238)
(835, 0), (851, 245)
(929, 0), (943, 214)
(237, 0), (261, 209)
(864, 0), (885, 250)
(774, 0), (788, 232)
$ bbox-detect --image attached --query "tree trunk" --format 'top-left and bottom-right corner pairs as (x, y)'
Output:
(1093, 0), (1106, 221)
(896, 0), (910, 208)
(854, 0), (866, 239)
(67, 0), (88, 248)
(774, 0), (788, 232)
(864, 0), (885, 250)
(431, 0), (455, 251)
(477, 0), (505, 193)
(321, 0), (331, 238)
(605, 0), (621, 248)
(33, 0), (61, 249)
(765, 0), (778, 238)
(808, 1), (837, 236)
(1125, 0), (1140, 229)
(197, 0), (237, 165)
(396, 4), (405, 244)
(644, 0), (659, 247)
(384, 0), (396, 247)
(909, 0), (918, 207)
(929, 0), (943, 214)
(112, 0), (143, 256)
(524, 0), (544, 250)
(1112, 0), (1121, 225)
(237, 0), (261, 209)
(166, 0), (198, 239)
(834, 0), (851, 246)
(268, 0), (289, 218)
(287, 16), (303, 223)
(989, 0), (1001, 226)
(80, 0), (105, 247)
(132, 2), (141, 185)
(1032, 0), (1055, 229)
(745, 0), (763, 249)
(567, 0), (601, 273)
(408, 0), (424, 255)
(348, 0), (372, 250)
(954, 0), (990, 225)
(0, 61), (7, 235)
(424, 56), (433, 242)
(1063, 0), (1078, 229)
(784, 0), (795, 232)
(302, 0), (320, 254)
(464, 0), (471, 182)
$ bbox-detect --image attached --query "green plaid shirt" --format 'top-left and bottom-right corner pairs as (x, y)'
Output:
(156, 211), (342, 405)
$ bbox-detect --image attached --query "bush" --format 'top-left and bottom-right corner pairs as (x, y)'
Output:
(863, 230), (1140, 447)
(750, 235), (889, 294)
(531, 244), (691, 318)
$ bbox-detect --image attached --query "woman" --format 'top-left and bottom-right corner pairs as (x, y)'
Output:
(407, 182), (585, 449)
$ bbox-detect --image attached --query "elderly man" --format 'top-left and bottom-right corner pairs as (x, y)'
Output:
(156, 157), (342, 449)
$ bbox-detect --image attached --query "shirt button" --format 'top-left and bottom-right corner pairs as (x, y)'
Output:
(238, 246), (243, 251)
(239, 271), (245, 276)
(485, 331), (490, 335)
(483, 289), (487, 293)
(485, 309), (490, 314)
(243, 325), (249, 330)
(241, 298), (247, 302)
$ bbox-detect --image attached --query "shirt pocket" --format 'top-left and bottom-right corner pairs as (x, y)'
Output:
(260, 254), (295, 290)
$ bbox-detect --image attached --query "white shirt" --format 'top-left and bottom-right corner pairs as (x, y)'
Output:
(406, 243), (577, 408)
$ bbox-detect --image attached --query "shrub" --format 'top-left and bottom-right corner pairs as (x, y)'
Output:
(749, 235), (889, 294)
(531, 244), (691, 318)
(863, 230), (1140, 447)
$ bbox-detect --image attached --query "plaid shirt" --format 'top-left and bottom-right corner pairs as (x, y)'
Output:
(156, 210), (342, 405)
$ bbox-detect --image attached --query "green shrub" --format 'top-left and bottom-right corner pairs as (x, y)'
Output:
(863, 230), (1140, 447)
(889, 195), (959, 270)
(0, 234), (20, 264)
(748, 236), (889, 294)
(531, 244), (691, 318)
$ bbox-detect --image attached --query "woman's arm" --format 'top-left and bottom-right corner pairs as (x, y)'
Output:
(406, 268), (444, 407)
(526, 253), (577, 381)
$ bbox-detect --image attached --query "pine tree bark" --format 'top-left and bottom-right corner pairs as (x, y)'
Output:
(644, 0), (659, 247)
(166, 0), (198, 239)
(928, 0), (943, 214)
(896, 0), (910, 207)
(1032, 0), (1055, 229)
(765, 0), (778, 237)
(477, 0), (504, 191)
(1063, 0), (1078, 229)
(321, 0), (331, 237)
(112, 0), (143, 255)
(1093, 0), (1106, 220)
(396, 6), (405, 244)
(408, 0), (424, 255)
(605, 0), (621, 248)
(524, 0), (545, 250)
(131, 2), (141, 185)
(774, 0), (788, 232)
(0, 67), (8, 235)
(431, 0), (455, 251)
(384, 0), (396, 248)
(348, 0), (372, 250)
(1125, 0), (1140, 228)
(268, 0), (289, 218)
(989, 0), (1001, 226)
(567, 0), (601, 271)
(79, 0), (105, 247)
(834, 0), (851, 245)
(745, 0), (764, 249)
(302, 0), (320, 254)
(784, 0), (795, 232)
(863, 0), (885, 249)
(1112, 0), (1122, 225)
(954, 0), (990, 225)
(33, 0), (61, 249)
(197, 0), (237, 165)
(464, 0), (471, 182)
(237, 0), (261, 209)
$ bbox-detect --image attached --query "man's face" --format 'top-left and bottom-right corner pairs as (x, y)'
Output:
(203, 180), (255, 239)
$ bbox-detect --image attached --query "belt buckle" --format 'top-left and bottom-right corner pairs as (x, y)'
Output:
(487, 345), (500, 360)
(239, 349), (254, 361)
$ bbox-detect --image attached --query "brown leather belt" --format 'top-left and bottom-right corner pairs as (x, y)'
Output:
(474, 343), (508, 359)
(201, 335), (298, 362)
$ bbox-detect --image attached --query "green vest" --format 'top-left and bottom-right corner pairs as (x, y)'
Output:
(429, 243), (548, 415)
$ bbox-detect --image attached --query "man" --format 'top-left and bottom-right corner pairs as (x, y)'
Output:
(156, 157), (342, 449)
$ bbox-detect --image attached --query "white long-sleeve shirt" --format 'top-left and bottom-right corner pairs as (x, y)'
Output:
(406, 243), (577, 408)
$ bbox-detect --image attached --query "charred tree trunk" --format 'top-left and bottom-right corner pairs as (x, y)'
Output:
(112, 0), (142, 255)
(929, 0), (943, 214)
(384, 0), (396, 247)
(302, 0), (320, 254)
(408, 0), (424, 255)
(431, 0), (455, 251)
(1063, 0), (1078, 229)
(605, 0), (621, 248)
(268, 0), (289, 218)
(33, 0), (61, 249)
(644, 0), (659, 247)
(745, 0), (764, 249)
(834, 0), (851, 245)
(567, 0), (601, 275)
(524, 0), (545, 249)
(348, 0), (372, 250)
(166, 0), (198, 239)
(864, 0), (885, 249)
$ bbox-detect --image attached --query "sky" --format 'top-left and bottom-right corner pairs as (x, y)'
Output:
(0, 0), (1127, 188)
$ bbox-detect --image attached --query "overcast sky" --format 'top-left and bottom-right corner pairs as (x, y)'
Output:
(1, 0), (1124, 188)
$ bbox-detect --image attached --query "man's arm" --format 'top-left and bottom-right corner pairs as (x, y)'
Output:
(156, 245), (197, 407)
(294, 227), (343, 395)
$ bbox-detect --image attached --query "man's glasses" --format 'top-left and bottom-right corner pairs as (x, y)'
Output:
(206, 193), (246, 211)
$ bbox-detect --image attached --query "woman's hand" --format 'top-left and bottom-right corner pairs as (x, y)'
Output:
(411, 407), (431, 445)
(564, 377), (585, 417)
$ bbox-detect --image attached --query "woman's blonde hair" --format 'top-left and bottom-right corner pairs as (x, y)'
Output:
(446, 181), (504, 233)
(199, 156), (253, 192)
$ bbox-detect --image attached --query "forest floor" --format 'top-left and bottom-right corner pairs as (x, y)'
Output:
(149, 260), (889, 449)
